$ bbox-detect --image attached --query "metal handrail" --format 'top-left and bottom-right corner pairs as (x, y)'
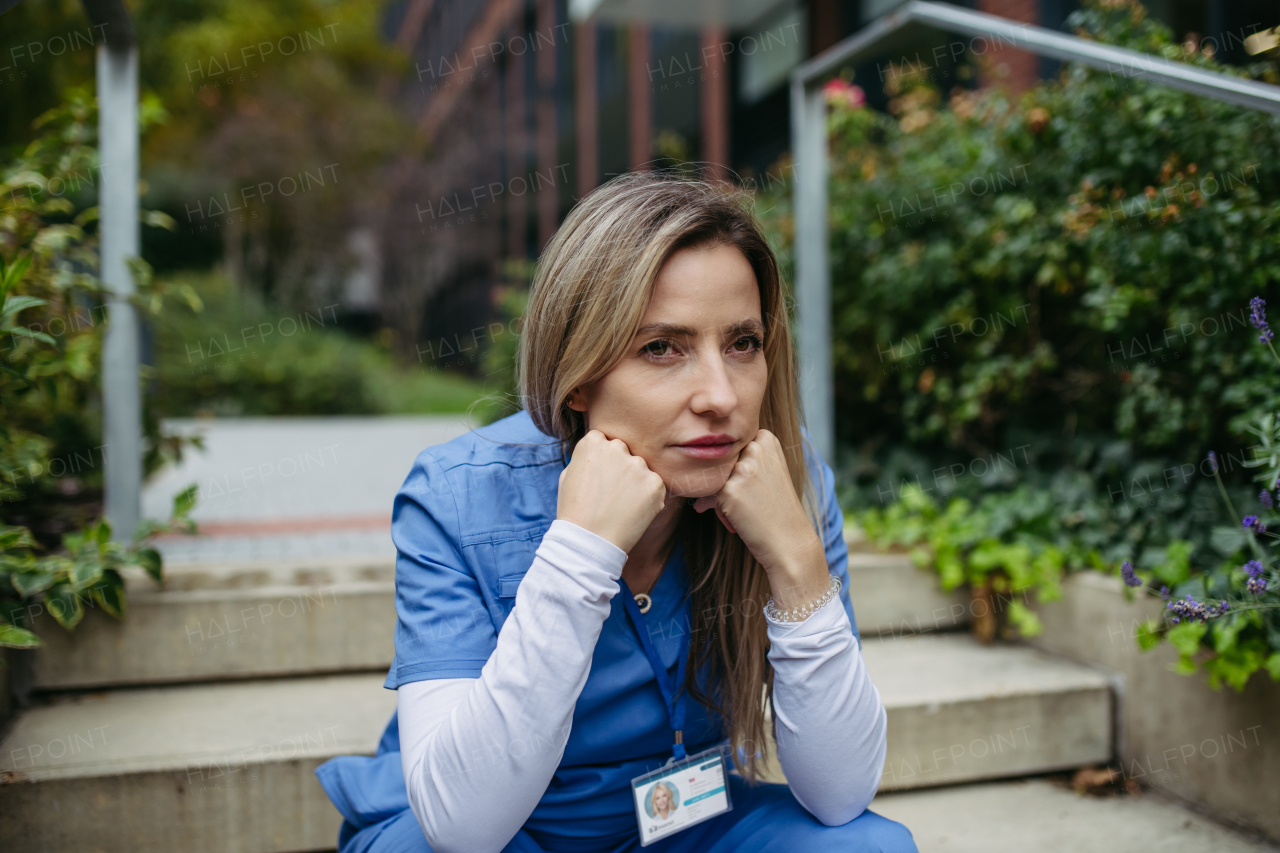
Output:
(790, 0), (1280, 462)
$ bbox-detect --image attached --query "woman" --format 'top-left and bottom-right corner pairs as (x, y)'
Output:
(649, 783), (676, 822)
(316, 171), (917, 853)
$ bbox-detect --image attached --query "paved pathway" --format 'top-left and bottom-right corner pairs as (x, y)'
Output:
(142, 415), (475, 563)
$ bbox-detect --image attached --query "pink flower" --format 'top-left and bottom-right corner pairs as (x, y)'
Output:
(823, 79), (865, 109)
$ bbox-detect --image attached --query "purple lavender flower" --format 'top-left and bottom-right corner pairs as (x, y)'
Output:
(1243, 515), (1268, 534)
(1263, 490), (1276, 510)
(1120, 560), (1141, 587)
(1207, 451), (1218, 473)
(1244, 560), (1268, 594)
(1166, 595), (1212, 624)
(1216, 600), (1231, 615)
(1250, 296), (1273, 345)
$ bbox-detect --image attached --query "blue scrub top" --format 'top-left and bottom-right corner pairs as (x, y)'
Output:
(316, 410), (858, 849)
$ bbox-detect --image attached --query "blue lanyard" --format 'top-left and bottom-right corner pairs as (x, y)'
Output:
(618, 578), (690, 761)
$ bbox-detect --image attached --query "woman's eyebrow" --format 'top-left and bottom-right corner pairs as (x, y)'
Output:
(723, 319), (764, 337)
(634, 319), (763, 339)
(634, 322), (698, 338)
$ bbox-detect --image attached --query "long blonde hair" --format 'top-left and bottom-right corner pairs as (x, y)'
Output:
(517, 170), (822, 780)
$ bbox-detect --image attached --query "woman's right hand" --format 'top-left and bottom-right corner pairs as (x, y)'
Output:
(556, 430), (666, 553)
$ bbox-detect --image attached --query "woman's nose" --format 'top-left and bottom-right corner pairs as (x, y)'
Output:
(689, 350), (738, 416)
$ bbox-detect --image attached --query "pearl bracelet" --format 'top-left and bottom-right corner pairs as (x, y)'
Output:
(763, 575), (842, 624)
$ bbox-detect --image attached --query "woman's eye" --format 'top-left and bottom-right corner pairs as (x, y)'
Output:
(730, 335), (763, 353)
(643, 339), (675, 357)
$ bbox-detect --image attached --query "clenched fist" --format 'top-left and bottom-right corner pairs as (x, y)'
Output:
(692, 429), (830, 609)
(557, 430), (667, 553)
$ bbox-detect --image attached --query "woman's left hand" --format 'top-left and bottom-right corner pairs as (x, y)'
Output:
(692, 430), (829, 607)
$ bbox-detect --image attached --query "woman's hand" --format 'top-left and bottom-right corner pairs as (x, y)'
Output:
(693, 430), (829, 608)
(557, 430), (667, 553)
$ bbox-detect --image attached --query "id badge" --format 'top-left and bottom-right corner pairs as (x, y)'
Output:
(631, 745), (733, 846)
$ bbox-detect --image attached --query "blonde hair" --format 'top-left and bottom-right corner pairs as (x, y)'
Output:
(651, 781), (676, 812)
(517, 170), (822, 780)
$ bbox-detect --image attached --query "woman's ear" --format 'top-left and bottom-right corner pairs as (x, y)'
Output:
(565, 386), (588, 413)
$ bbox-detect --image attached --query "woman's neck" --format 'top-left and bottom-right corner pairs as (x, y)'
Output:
(620, 493), (684, 595)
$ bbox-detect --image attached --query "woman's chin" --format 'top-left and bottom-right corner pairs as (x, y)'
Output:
(663, 471), (731, 499)
(657, 453), (738, 498)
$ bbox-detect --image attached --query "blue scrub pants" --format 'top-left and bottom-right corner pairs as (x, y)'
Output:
(339, 773), (918, 853)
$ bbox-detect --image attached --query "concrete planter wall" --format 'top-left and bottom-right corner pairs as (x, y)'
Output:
(1029, 570), (1280, 843)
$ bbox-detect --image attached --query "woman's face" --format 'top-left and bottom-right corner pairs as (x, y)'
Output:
(652, 786), (671, 813)
(569, 242), (768, 499)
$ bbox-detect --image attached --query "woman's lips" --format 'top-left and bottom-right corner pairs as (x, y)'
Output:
(672, 436), (737, 459)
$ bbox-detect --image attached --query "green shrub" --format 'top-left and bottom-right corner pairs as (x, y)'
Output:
(149, 272), (487, 417)
(1, 92), (194, 650)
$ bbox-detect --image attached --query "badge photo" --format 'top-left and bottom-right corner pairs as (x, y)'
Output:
(631, 745), (733, 846)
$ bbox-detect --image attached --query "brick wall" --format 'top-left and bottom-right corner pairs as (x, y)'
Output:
(977, 0), (1041, 93)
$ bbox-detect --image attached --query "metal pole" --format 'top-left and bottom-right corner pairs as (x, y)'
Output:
(791, 80), (833, 463)
(98, 43), (141, 539)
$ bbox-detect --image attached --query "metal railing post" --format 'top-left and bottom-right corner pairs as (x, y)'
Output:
(98, 42), (142, 539)
(791, 81), (834, 463)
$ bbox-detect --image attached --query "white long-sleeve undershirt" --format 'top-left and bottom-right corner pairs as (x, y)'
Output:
(397, 519), (887, 853)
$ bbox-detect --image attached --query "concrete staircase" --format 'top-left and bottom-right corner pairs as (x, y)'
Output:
(0, 537), (1269, 852)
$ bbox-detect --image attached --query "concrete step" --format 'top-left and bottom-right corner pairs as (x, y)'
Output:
(761, 632), (1113, 791)
(844, 522), (970, 636)
(0, 673), (396, 853)
(0, 634), (1112, 851)
(26, 556), (396, 690)
(864, 633), (1113, 791)
(846, 550), (969, 637)
(28, 533), (960, 690)
(870, 777), (1279, 853)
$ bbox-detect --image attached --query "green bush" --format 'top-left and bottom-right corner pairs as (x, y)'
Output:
(149, 272), (488, 417)
(1, 93), (194, 650)
(759, 0), (1280, 686)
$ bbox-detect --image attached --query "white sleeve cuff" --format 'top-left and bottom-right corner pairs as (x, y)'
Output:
(541, 518), (628, 578)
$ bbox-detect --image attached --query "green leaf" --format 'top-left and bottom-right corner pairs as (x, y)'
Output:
(0, 252), (32, 292)
(0, 623), (42, 649)
(0, 525), (38, 550)
(1006, 599), (1043, 637)
(1265, 651), (1280, 681)
(1166, 620), (1207, 656)
(1, 295), (48, 319)
(90, 569), (126, 619)
(1204, 642), (1265, 692)
(1136, 619), (1163, 651)
(172, 484), (198, 518)
(46, 585), (85, 630)
(1152, 540), (1192, 586)
(1210, 611), (1254, 655)
(6, 326), (56, 345)
(70, 558), (103, 589)
(131, 547), (163, 583)
(935, 546), (965, 590)
(94, 520), (112, 550)
(142, 209), (177, 231)
(10, 569), (57, 597)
